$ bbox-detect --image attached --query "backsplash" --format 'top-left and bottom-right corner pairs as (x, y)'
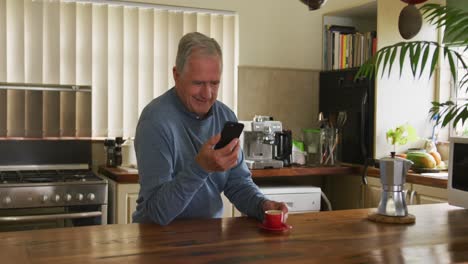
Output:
(238, 66), (320, 140)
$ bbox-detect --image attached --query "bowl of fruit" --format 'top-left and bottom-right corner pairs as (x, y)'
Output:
(406, 150), (447, 173)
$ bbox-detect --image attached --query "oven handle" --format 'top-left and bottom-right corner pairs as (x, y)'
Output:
(0, 211), (102, 222)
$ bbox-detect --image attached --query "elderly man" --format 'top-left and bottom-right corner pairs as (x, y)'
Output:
(132, 32), (288, 225)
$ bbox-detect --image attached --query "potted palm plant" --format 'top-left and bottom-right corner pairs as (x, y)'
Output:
(356, 3), (468, 130)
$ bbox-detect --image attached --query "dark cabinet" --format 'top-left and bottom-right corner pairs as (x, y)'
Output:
(319, 68), (374, 164)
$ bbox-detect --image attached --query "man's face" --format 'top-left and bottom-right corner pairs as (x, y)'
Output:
(173, 52), (221, 118)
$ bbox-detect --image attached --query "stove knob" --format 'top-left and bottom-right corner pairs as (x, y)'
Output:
(41, 195), (49, 203)
(76, 193), (84, 201)
(65, 194), (72, 202)
(54, 194), (61, 202)
(3, 196), (11, 205)
(87, 193), (96, 201)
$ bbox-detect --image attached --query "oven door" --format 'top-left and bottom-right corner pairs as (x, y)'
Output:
(0, 205), (107, 232)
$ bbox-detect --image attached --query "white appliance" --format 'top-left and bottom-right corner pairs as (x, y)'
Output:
(448, 136), (468, 209)
(260, 186), (322, 213)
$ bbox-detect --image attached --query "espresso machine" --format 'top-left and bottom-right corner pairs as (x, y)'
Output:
(241, 116), (290, 169)
(377, 153), (414, 217)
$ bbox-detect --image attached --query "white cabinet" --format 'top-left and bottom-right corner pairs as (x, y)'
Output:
(106, 178), (139, 224)
(329, 175), (447, 210)
(362, 177), (412, 209)
(362, 178), (447, 208)
(116, 184), (139, 224)
(410, 184), (447, 205)
(107, 178), (235, 223)
(362, 176), (382, 209)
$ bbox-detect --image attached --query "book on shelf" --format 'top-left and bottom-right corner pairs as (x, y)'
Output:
(323, 24), (377, 71)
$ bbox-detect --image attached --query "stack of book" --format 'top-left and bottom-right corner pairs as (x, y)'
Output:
(323, 25), (377, 71)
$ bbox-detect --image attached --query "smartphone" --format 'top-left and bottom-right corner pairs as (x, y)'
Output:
(214, 121), (244, 150)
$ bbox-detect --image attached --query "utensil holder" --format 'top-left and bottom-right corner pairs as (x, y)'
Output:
(321, 128), (339, 166)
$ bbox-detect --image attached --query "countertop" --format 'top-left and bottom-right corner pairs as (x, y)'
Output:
(98, 165), (448, 188)
(98, 165), (354, 183)
(362, 166), (448, 189)
(1, 203), (466, 263)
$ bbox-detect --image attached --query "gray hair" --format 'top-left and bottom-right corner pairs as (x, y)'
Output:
(175, 32), (222, 73)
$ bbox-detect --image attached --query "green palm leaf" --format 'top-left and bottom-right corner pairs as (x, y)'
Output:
(356, 3), (467, 128)
(399, 44), (409, 76)
(419, 43), (430, 78)
(429, 45), (439, 79)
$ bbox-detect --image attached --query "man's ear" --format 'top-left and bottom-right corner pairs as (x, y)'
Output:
(173, 66), (179, 83)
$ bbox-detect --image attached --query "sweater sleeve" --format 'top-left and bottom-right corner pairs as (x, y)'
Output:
(223, 150), (267, 221)
(134, 119), (211, 225)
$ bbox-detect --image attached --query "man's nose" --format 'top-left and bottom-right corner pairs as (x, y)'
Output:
(200, 83), (212, 98)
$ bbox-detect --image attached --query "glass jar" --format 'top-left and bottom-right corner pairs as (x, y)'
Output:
(303, 129), (321, 166)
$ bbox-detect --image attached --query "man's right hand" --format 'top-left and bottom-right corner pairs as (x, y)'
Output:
(195, 134), (241, 172)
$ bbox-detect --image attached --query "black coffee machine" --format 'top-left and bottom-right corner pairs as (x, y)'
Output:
(274, 130), (292, 167)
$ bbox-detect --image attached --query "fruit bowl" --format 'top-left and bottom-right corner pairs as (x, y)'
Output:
(411, 167), (441, 173)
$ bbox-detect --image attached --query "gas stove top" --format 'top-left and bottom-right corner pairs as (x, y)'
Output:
(0, 165), (107, 209)
(0, 169), (103, 185)
(0, 140), (108, 209)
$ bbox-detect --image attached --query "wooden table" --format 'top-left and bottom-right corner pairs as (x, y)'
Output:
(1, 203), (467, 263)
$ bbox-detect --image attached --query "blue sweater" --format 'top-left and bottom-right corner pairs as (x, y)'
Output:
(132, 88), (267, 225)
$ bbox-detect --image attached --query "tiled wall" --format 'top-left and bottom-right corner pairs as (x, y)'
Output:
(237, 66), (320, 141)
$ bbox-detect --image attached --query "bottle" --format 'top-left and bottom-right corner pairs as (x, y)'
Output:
(104, 139), (116, 167)
(114, 146), (122, 167)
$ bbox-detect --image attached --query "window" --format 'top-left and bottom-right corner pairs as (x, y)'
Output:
(453, 47), (468, 136)
(0, 0), (238, 138)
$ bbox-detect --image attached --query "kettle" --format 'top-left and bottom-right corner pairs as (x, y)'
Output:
(274, 130), (293, 167)
(377, 153), (413, 216)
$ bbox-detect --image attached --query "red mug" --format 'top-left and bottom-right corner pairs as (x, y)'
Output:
(263, 210), (284, 228)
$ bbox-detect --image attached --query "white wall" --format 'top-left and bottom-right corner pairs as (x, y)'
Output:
(138, 0), (373, 69)
(375, 0), (442, 158)
(121, 0), (443, 160)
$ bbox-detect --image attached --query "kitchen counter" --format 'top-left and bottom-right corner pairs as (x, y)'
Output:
(98, 165), (354, 183)
(361, 166), (448, 189)
(98, 165), (448, 188)
(1, 203), (467, 263)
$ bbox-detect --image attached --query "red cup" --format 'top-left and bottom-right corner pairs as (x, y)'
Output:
(263, 210), (284, 228)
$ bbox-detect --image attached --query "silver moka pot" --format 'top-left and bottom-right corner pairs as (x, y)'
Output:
(377, 153), (413, 217)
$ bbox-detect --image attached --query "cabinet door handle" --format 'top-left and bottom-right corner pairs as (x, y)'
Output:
(338, 77), (344, 87)
(409, 190), (416, 205)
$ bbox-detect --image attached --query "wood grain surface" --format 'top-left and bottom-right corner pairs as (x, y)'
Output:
(98, 165), (355, 183)
(1, 203), (467, 263)
(99, 165), (448, 189)
(363, 166), (448, 189)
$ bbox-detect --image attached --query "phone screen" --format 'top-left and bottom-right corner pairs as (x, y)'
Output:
(214, 121), (244, 150)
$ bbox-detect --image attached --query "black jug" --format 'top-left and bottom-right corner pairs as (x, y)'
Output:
(274, 130), (292, 167)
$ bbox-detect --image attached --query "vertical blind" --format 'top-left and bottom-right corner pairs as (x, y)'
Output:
(0, 0), (238, 138)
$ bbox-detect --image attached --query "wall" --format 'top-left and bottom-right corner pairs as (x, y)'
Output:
(237, 66), (320, 139)
(375, 0), (443, 158)
(96, 0), (443, 163)
(136, 0), (373, 143)
(136, 0), (373, 69)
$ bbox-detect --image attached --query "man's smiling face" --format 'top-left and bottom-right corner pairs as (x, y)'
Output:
(173, 51), (221, 118)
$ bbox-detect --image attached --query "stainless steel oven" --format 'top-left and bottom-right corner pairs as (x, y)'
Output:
(0, 140), (108, 232)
